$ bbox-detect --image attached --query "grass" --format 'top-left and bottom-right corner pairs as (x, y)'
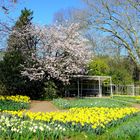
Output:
(112, 95), (140, 104)
(53, 97), (132, 109)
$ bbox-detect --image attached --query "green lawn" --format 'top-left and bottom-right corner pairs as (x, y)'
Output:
(112, 95), (140, 104)
(53, 97), (132, 109)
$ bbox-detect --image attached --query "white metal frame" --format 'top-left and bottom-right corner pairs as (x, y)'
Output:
(72, 75), (112, 97)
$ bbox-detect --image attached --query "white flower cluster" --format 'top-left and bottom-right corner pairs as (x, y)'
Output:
(20, 23), (92, 82)
(0, 115), (67, 135)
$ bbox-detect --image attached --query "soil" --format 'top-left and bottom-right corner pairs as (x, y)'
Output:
(29, 100), (60, 112)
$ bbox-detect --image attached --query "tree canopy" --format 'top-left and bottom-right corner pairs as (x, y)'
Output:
(82, 0), (140, 69)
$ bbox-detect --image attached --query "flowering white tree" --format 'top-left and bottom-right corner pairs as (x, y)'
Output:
(21, 23), (92, 83)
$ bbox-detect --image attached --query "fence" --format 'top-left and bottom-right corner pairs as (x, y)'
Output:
(111, 85), (140, 96)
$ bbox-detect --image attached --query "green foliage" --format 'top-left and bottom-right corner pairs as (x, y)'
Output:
(109, 57), (134, 85)
(15, 8), (33, 28)
(88, 56), (134, 85)
(0, 51), (5, 60)
(88, 57), (110, 76)
(111, 68), (133, 85)
(0, 100), (29, 111)
(0, 50), (45, 98)
(0, 81), (8, 95)
(96, 113), (140, 140)
(43, 81), (58, 100)
(0, 51), (25, 95)
(53, 98), (131, 109)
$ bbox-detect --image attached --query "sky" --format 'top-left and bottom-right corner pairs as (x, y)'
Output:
(9, 0), (85, 25)
(0, 0), (85, 49)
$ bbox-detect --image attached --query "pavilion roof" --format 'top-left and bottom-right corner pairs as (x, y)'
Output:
(72, 75), (111, 81)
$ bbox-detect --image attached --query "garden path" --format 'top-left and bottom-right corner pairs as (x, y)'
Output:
(132, 104), (140, 109)
(28, 100), (140, 113)
(29, 100), (60, 112)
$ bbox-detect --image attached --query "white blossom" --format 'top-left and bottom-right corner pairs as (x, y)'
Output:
(20, 23), (92, 82)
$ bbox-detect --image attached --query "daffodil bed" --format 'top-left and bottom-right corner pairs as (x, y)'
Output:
(96, 112), (140, 140)
(113, 95), (140, 104)
(0, 107), (139, 139)
(0, 95), (30, 111)
(0, 95), (139, 139)
(53, 98), (131, 109)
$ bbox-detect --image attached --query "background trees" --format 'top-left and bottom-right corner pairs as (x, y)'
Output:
(0, 8), (92, 98)
(0, 0), (19, 48)
(88, 57), (110, 76)
(88, 56), (133, 85)
(82, 0), (140, 69)
(52, 0), (140, 85)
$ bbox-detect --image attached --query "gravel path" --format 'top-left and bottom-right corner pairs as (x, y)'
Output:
(29, 100), (60, 112)
(132, 104), (140, 109)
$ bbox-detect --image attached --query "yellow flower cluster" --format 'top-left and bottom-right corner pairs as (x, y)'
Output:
(135, 96), (140, 100)
(0, 95), (30, 103)
(3, 107), (139, 129)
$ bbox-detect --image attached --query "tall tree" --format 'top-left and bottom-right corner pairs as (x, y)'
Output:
(53, 8), (87, 26)
(0, 8), (40, 97)
(82, 0), (140, 69)
(7, 8), (37, 56)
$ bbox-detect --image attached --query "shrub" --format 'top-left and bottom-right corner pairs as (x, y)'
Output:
(43, 81), (58, 100)
(0, 81), (8, 95)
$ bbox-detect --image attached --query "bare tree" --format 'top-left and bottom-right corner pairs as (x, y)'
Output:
(0, 0), (20, 48)
(0, 0), (18, 14)
(82, 0), (140, 68)
(86, 33), (121, 56)
(53, 8), (88, 28)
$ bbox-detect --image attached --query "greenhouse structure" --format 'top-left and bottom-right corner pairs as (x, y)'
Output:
(66, 75), (113, 97)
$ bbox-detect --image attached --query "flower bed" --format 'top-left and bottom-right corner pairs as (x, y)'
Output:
(2, 107), (139, 134)
(0, 95), (139, 139)
(0, 95), (30, 103)
(0, 95), (30, 111)
(0, 114), (68, 140)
